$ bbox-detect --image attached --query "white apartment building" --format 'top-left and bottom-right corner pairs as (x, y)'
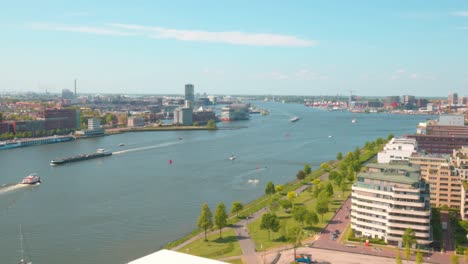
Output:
(377, 137), (417, 163)
(351, 163), (432, 247)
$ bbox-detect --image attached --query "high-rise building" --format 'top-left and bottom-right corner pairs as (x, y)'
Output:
(448, 93), (458, 105)
(185, 84), (195, 107)
(377, 137), (417, 163)
(351, 162), (431, 247)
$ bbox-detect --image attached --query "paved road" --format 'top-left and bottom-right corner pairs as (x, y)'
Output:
(440, 211), (454, 252)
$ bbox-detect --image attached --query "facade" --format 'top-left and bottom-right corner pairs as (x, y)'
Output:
(409, 153), (461, 209)
(453, 146), (468, 181)
(220, 103), (250, 121)
(39, 109), (79, 131)
(461, 182), (468, 220)
(127, 117), (145, 127)
(75, 118), (104, 137)
(448, 93), (458, 106)
(438, 114), (464, 126)
(408, 124), (468, 154)
(184, 84), (195, 107)
(192, 107), (216, 125)
(173, 107), (193, 126)
(351, 162), (431, 247)
(377, 137), (417, 163)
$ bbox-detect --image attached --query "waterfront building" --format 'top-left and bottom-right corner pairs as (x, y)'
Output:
(407, 115), (468, 154)
(453, 146), (468, 180)
(75, 117), (105, 137)
(448, 93), (458, 106)
(220, 103), (250, 121)
(192, 106), (216, 125)
(38, 108), (80, 131)
(377, 137), (417, 163)
(409, 153), (461, 208)
(128, 117), (145, 127)
(185, 84), (195, 107)
(351, 162), (432, 247)
(174, 101), (193, 126)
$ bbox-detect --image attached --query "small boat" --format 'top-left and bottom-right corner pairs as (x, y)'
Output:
(229, 155), (236, 161)
(178, 137), (183, 140)
(20, 174), (41, 185)
(290, 116), (300, 122)
(352, 118), (357, 124)
(119, 143), (125, 146)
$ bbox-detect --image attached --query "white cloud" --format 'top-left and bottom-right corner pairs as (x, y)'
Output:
(29, 23), (133, 36)
(30, 22), (317, 47)
(452, 11), (468, 17)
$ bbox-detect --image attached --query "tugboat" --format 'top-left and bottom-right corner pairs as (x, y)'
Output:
(20, 173), (41, 185)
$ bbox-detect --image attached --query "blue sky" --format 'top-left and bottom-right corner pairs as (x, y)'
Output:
(1, 0), (468, 96)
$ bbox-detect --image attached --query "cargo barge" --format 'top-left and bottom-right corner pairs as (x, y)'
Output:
(50, 149), (112, 165)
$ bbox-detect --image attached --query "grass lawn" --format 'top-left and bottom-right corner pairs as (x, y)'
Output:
(177, 229), (242, 259)
(248, 181), (352, 251)
(225, 258), (244, 264)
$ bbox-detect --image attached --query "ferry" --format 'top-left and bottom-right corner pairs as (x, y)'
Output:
(290, 116), (300, 122)
(20, 173), (41, 185)
(0, 135), (74, 150)
(50, 149), (112, 165)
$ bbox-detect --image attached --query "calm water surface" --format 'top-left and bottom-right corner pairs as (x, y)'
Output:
(0, 102), (432, 263)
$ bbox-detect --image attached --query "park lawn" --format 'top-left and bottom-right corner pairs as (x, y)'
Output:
(177, 229), (242, 259)
(248, 178), (352, 251)
(225, 258), (244, 264)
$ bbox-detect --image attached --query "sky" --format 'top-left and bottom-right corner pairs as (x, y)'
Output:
(1, 0), (468, 96)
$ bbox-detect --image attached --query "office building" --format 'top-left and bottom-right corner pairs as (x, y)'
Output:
(448, 93), (458, 106)
(38, 109), (79, 131)
(127, 117), (145, 127)
(185, 84), (195, 107)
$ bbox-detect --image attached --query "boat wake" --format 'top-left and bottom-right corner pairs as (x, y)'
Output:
(112, 141), (181, 155)
(0, 184), (28, 195)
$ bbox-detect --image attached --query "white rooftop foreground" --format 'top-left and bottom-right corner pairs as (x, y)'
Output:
(127, 249), (229, 264)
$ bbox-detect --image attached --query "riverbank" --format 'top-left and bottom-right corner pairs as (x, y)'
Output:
(165, 136), (389, 256)
(104, 125), (217, 134)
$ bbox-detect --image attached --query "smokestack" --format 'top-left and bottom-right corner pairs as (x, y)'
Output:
(74, 79), (77, 97)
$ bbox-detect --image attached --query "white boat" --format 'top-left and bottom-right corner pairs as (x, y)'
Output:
(352, 118), (357, 123)
(119, 143), (125, 146)
(290, 116), (300, 122)
(18, 225), (33, 264)
(229, 155), (236, 160)
(20, 174), (41, 185)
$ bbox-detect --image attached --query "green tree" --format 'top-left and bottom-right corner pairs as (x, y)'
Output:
(296, 170), (306, 180)
(287, 191), (296, 203)
(275, 185), (284, 193)
(325, 182), (334, 196)
(336, 152), (343, 160)
(404, 242), (410, 261)
(305, 211), (319, 226)
(303, 164), (311, 175)
(207, 119), (217, 130)
(292, 206), (308, 226)
(320, 162), (331, 172)
(316, 196), (329, 222)
(231, 201), (243, 217)
(340, 181), (347, 195)
(329, 170), (339, 180)
(334, 174), (343, 186)
(193, 121), (199, 126)
(396, 248), (402, 264)
(387, 134), (394, 141)
(415, 247), (423, 264)
(402, 228), (416, 248)
(279, 199), (293, 211)
(265, 181), (276, 195)
(214, 202), (228, 238)
(260, 213), (280, 240)
(197, 203), (213, 241)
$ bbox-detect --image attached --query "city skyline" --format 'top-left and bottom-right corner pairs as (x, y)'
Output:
(1, 1), (468, 96)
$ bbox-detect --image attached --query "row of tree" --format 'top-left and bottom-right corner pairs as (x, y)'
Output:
(197, 201), (244, 241)
(0, 128), (73, 140)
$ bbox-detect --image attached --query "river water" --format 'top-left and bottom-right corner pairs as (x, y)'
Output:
(0, 102), (431, 263)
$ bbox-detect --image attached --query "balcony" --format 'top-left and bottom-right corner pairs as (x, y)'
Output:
(388, 208), (431, 217)
(352, 207), (387, 218)
(387, 214), (430, 224)
(352, 199), (389, 210)
(387, 222), (430, 231)
(351, 212), (387, 224)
